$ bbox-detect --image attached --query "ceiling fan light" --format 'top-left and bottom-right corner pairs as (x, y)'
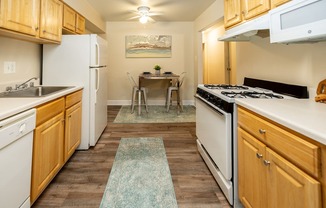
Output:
(139, 15), (148, 24)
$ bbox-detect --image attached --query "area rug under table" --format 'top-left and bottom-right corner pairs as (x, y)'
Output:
(113, 105), (195, 123)
(100, 137), (178, 208)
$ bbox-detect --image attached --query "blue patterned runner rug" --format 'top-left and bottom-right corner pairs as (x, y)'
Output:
(100, 137), (178, 208)
(113, 105), (195, 123)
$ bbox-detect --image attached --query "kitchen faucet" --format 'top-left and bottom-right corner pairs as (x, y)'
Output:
(15, 77), (38, 90)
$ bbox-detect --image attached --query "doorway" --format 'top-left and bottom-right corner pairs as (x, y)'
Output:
(202, 21), (233, 84)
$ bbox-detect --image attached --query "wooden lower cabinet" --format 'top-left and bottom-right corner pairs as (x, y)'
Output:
(237, 107), (322, 208)
(65, 101), (82, 162)
(238, 128), (267, 208)
(31, 110), (64, 204)
(267, 148), (321, 208)
(31, 91), (82, 204)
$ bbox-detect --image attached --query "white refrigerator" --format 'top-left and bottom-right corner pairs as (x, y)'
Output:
(42, 34), (108, 149)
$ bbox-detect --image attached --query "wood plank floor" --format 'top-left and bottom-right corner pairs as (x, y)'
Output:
(32, 105), (231, 208)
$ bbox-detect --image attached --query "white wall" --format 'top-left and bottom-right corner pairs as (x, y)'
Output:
(106, 22), (195, 105)
(236, 36), (326, 92)
(0, 37), (41, 92)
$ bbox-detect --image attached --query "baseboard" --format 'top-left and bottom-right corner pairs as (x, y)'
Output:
(107, 99), (195, 106)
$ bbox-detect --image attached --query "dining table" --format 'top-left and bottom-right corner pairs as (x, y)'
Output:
(136, 72), (180, 115)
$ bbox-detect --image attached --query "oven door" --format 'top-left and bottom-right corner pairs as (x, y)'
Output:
(195, 96), (232, 180)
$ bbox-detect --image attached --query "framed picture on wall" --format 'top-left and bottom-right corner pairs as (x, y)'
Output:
(125, 35), (172, 58)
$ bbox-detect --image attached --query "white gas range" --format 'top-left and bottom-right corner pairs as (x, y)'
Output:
(195, 77), (308, 207)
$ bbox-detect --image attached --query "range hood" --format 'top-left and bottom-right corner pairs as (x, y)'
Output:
(219, 14), (270, 42)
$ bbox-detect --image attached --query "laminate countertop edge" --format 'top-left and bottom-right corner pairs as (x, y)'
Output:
(0, 86), (83, 121)
(235, 99), (326, 145)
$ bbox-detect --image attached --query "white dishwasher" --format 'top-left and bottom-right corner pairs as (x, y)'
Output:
(0, 108), (36, 208)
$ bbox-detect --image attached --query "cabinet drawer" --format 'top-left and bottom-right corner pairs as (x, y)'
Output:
(238, 107), (321, 178)
(66, 90), (82, 109)
(36, 98), (65, 126)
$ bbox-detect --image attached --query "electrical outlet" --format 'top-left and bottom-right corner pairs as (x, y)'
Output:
(4, 61), (16, 74)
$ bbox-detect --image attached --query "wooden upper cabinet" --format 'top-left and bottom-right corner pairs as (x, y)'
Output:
(62, 3), (85, 34)
(241, 0), (270, 20)
(224, 0), (242, 28)
(0, 0), (40, 36)
(62, 4), (76, 32)
(224, 0), (270, 28)
(76, 13), (85, 34)
(39, 0), (63, 42)
(271, 0), (290, 8)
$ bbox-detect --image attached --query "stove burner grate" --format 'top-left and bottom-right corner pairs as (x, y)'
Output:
(204, 84), (249, 90)
(221, 91), (284, 99)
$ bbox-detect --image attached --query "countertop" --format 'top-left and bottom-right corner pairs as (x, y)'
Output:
(235, 99), (326, 145)
(0, 86), (83, 121)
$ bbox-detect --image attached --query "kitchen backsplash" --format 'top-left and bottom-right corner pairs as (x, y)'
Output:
(0, 37), (41, 93)
(236, 36), (326, 90)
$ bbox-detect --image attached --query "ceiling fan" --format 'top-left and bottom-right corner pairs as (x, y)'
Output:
(128, 6), (162, 24)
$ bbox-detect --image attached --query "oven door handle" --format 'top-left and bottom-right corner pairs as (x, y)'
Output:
(195, 95), (226, 116)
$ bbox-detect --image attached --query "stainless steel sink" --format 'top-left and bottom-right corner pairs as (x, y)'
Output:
(0, 86), (72, 98)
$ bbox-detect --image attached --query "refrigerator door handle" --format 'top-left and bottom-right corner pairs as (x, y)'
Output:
(90, 65), (107, 69)
(95, 68), (100, 104)
(95, 42), (100, 66)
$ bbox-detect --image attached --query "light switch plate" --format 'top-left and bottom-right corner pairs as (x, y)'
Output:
(4, 61), (16, 74)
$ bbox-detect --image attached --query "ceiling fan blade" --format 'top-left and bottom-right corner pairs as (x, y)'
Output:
(128, 9), (140, 14)
(153, 0), (175, 7)
(147, 16), (156, 23)
(127, 15), (141, 20)
(147, 12), (163, 16)
(125, 0), (139, 6)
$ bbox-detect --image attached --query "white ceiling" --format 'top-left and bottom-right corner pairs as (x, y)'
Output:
(85, 0), (216, 22)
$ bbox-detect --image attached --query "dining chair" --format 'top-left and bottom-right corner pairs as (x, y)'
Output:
(166, 72), (186, 112)
(127, 72), (149, 114)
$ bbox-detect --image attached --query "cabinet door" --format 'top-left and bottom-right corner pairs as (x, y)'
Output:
(241, 0), (270, 20)
(62, 4), (76, 32)
(238, 128), (267, 208)
(266, 148), (322, 208)
(39, 0), (63, 42)
(0, 0), (39, 36)
(75, 13), (85, 34)
(271, 0), (290, 8)
(31, 112), (64, 204)
(224, 0), (242, 28)
(65, 102), (82, 162)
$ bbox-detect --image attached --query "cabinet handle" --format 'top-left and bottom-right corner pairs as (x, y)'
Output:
(259, 129), (266, 134)
(256, 153), (263, 159)
(35, 27), (39, 31)
(263, 160), (270, 166)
